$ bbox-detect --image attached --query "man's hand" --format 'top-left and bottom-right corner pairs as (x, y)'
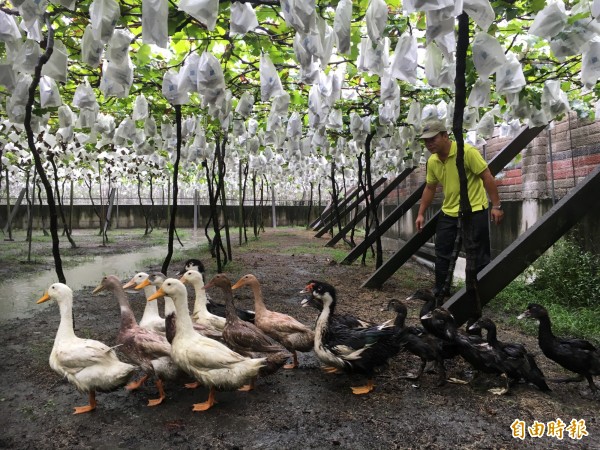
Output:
(491, 208), (504, 225)
(415, 214), (425, 232)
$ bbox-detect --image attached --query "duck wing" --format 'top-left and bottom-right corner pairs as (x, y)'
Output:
(558, 337), (597, 352)
(455, 335), (505, 375)
(523, 353), (551, 391)
(207, 301), (255, 322)
(224, 321), (286, 354)
(322, 322), (400, 378)
(334, 314), (373, 329)
(324, 323), (395, 357)
(181, 335), (248, 368)
(130, 327), (172, 358)
(405, 325), (460, 360)
(544, 336), (598, 375)
(496, 340), (550, 390)
(499, 341), (527, 359)
(264, 313), (313, 334)
(55, 339), (118, 373)
(398, 326), (441, 362)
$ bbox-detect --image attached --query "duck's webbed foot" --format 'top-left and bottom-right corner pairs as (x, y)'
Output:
(398, 373), (420, 380)
(447, 377), (470, 385)
(283, 351), (299, 369)
(398, 360), (426, 381)
(350, 379), (375, 395)
(126, 374), (149, 391)
(147, 379), (166, 407)
(73, 392), (97, 414)
(192, 387), (217, 412)
(488, 373), (510, 396)
(448, 369), (474, 385)
(238, 378), (256, 392)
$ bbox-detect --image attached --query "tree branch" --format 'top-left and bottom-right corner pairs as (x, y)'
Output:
(24, 13), (67, 283)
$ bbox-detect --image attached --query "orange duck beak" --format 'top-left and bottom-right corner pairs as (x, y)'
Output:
(147, 287), (166, 301)
(37, 292), (51, 304)
(92, 283), (105, 295)
(135, 279), (152, 290)
(122, 277), (139, 289)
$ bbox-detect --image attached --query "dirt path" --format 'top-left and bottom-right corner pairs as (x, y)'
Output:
(0, 228), (597, 449)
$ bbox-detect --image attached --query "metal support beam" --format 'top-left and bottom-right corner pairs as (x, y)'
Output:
(326, 168), (415, 247)
(2, 188), (26, 234)
(342, 183), (425, 265)
(308, 204), (332, 229)
(310, 185), (360, 230)
(315, 177), (387, 238)
(360, 125), (545, 288)
(444, 164), (600, 326)
(365, 211), (440, 290)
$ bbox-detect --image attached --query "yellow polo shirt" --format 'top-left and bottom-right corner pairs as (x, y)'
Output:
(426, 141), (489, 217)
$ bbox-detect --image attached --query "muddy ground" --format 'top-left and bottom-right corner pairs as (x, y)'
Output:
(0, 228), (598, 449)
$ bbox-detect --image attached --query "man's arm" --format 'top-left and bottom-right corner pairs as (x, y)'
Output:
(480, 168), (504, 225)
(415, 183), (437, 231)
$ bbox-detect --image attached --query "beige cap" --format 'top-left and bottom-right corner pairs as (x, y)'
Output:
(420, 120), (447, 139)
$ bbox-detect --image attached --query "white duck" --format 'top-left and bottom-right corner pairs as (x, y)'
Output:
(179, 269), (226, 332)
(123, 271), (166, 335)
(128, 273), (177, 322)
(135, 272), (222, 345)
(37, 283), (136, 414)
(148, 278), (265, 411)
(181, 259), (255, 322)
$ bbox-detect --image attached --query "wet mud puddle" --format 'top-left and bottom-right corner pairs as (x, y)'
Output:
(0, 247), (166, 323)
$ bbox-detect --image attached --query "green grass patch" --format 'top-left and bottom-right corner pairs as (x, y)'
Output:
(488, 278), (600, 346)
(529, 238), (600, 309)
(393, 266), (426, 292)
(273, 226), (309, 236)
(239, 239), (281, 250)
(489, 291), (600, 346)
(281, 244), (352, 262)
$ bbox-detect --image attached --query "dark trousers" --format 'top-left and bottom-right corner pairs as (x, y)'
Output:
(434, 210), (491, 296)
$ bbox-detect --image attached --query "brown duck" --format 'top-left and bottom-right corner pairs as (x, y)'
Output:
(93, 275), (182, 406)
(232, 274), (314, 369)
(204, 274), (292, 390)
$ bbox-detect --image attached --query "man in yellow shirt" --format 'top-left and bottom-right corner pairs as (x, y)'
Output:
(415, 119), (504, 297)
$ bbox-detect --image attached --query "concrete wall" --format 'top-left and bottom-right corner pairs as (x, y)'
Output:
(1, 204), (321, 231)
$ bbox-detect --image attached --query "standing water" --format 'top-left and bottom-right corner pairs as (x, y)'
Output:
(0, 246), (172, 323)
